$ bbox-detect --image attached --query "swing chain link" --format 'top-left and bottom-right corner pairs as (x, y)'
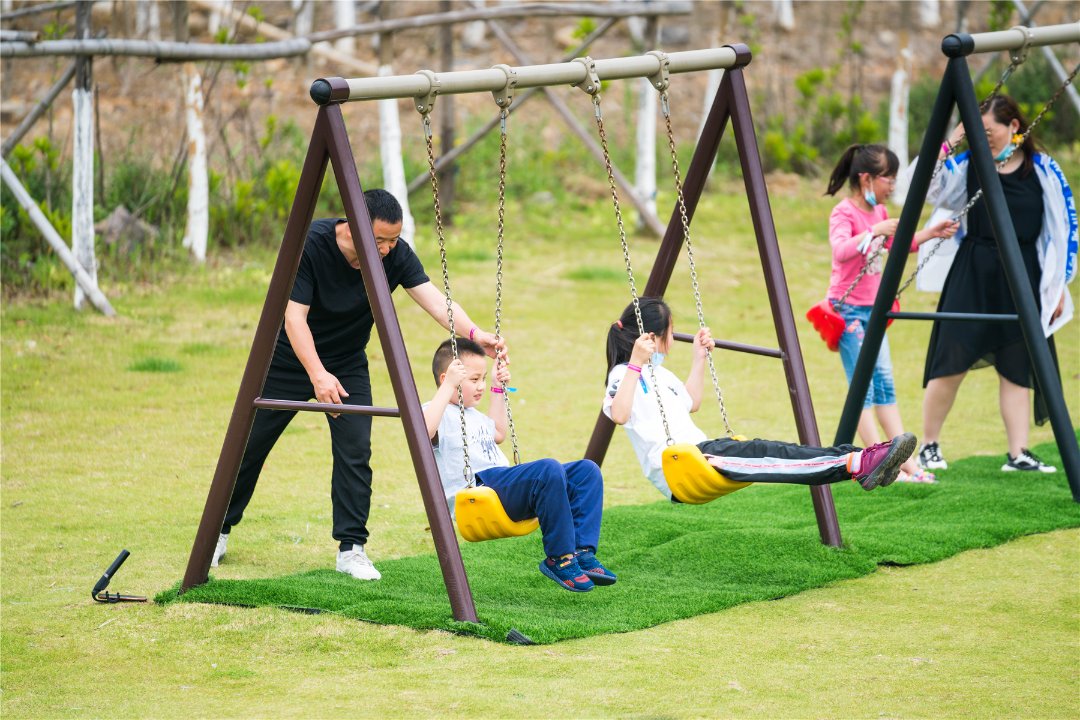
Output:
(421, 110), (474, 487)
(588, 89), (674, 446)
(659, 90), (734, 438)
(493, 108), (521, 465)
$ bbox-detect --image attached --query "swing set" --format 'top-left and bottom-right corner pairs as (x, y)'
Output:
(181, 43), (842, 624)
(834, 23), (1080, 497)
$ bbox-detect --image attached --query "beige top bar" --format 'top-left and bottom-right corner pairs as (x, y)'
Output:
(944, 22), (1079, 57)
(335, 47), (741, 103)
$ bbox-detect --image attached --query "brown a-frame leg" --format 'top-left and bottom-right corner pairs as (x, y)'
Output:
(181, 100), (479, 623)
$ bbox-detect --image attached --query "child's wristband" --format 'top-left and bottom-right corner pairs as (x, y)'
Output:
(490, 387), (504, 394)
(626, 363), (642, 374)
(469, 327), (477, 342)
(941, 142), (951, 155)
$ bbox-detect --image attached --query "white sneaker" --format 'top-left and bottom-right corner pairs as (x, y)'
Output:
(1002, 448), (1057, 473)
(336, 545), (381, 581)
(211, 532), (228, 567)
(918, 442), (948, 470)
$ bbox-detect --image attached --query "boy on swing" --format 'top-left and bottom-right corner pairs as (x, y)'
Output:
(424, 338), (616, 592)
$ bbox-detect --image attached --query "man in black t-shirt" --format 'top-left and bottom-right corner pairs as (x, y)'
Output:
(212, 189), (505, 580)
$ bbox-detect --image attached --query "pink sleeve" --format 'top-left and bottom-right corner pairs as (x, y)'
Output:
(829, 202), (868, 263)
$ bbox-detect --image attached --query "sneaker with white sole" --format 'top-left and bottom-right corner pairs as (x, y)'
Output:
(918, 442), (948, 470)
(211, 532), (228, 567)
(336, 545), (381, 581)
(1002, 448), (1057, 473)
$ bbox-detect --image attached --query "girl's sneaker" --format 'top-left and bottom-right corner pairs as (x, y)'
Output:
(1002, 448), (1057, 473)
(574, 548), (617, 586)
(540, 556), (594, 592)
(854, 433), (917, 490)
(918, 442), (948, 470)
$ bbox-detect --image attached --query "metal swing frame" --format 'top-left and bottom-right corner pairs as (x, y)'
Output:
(180, 43), (839, 626)
(834, 23), (1080, 498)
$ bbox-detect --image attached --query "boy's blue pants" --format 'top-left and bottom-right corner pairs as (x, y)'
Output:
(475, 459), (602, 558)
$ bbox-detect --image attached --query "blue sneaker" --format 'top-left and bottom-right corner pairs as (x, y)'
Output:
(575, 548), (617, 586)
(539, 556), (594, 592)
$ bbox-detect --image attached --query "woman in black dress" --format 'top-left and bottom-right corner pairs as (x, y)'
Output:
(919, 95), (1076, 474)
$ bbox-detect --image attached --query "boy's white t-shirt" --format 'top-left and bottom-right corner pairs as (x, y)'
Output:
(602, 363), (707, 498)
(425, 402), (510, 512)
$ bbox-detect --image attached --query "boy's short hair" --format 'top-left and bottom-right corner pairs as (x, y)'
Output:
(431, 338), (486, 385)
(363, 188), (403, 224)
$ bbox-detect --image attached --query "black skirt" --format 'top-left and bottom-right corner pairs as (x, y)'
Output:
(923, 168), (1059, 424)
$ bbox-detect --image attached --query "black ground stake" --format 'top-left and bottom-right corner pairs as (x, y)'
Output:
(92, 549), (147, 603)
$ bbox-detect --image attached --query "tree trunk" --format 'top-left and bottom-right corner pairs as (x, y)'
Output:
(919, 0), (941, 28)
(376, 24), (415, 247)
(773, 0), (795, 30)
(292, 0), (314, 38)
(334, 0), (356, 56)
(437, 0), (455, 226)
(207, 0), (233, 38)
(183, 62), (209, 262)
(633, 16), (658, 231)
(72, 1), (97, 311)
(888, 48), (912, 205)
(136, 0), (161, 41)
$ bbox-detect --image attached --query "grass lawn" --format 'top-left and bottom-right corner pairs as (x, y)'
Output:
(3, 170), (1079, 716)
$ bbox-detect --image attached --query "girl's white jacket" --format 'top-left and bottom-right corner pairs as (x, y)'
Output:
(914, 150), (1077, 336)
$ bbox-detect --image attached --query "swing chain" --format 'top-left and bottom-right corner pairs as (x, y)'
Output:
(586, 86), (674, 446)
(421, 109), (474, 487)
(659, 89), (734, 437)
(493, 107), (521, 465)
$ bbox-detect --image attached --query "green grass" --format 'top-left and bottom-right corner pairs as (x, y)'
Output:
(3, 172), (1079, 716)
(160, 435), (1080, 644)
(128, 357), (183, 373)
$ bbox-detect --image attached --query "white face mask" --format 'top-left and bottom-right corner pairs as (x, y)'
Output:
(650, 351), (666, 367)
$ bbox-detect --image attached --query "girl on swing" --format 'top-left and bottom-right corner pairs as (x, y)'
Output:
(603, 298), (916, 501)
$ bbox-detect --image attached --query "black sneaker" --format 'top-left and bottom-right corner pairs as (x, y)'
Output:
(1002, 448), (1057, 473)
(918, 442), (948, 470)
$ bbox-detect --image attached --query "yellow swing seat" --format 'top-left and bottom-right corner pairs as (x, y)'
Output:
(662, 443), (753, 504)
(455, 486), (540, 542)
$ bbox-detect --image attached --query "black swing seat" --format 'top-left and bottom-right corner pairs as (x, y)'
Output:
(662, 443), (752, 504)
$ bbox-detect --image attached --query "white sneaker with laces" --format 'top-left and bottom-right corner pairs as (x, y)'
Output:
(211, 532), (228, 567)
(336, 545), (381, 581)
(918, 442), (948, 470)
(1002, 448), (1057, 473)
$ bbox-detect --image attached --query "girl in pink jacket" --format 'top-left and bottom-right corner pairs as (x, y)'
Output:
(824, 144), (957, 483)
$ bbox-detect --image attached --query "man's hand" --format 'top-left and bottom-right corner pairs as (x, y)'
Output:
(312, 369), (349, 418)
(473, 330), (508, 364)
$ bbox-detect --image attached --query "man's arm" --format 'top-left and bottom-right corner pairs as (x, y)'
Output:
(284, 300), (348, 409)
(405, 281), (506, 359)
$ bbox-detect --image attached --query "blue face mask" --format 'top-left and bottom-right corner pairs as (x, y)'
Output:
(863, 189), (878, 208)
(650, 352), (666, 367)
(994, 144), (1017, 163)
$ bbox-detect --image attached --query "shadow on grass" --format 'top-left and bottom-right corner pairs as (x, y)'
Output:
(158, 434), (1080, 644)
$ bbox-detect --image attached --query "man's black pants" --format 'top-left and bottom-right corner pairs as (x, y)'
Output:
(222, 359), (374, 548)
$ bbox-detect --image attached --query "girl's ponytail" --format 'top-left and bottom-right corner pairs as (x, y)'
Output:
(604, 297), (673, 381)
(825, 144), (862, 196)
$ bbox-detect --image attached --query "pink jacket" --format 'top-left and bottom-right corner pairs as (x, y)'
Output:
(826, 198), (916, 306)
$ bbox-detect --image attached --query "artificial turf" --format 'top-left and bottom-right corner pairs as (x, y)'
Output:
(157, 435), (1080, 644)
